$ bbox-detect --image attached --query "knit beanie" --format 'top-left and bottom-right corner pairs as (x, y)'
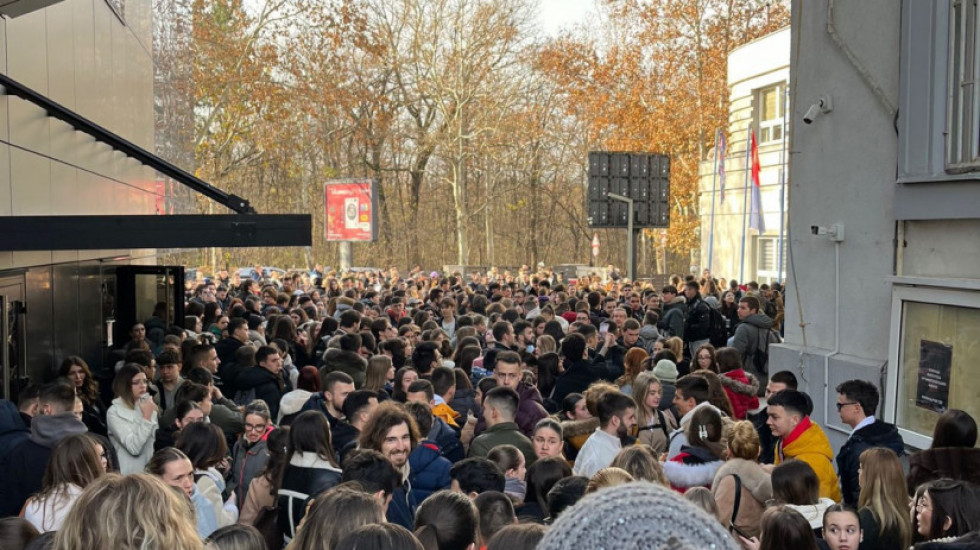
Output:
(537, 482), (739, 550)
(653, 359), (679, 384)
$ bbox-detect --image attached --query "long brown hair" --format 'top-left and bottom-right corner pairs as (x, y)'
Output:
(616, 348), (649, 387)
(59, 357), (99, 406)
(758, 506), (819, 550)
(285, 485), (383, 550)
(858, 448), (911, 549)
(32, 434), (105, 529)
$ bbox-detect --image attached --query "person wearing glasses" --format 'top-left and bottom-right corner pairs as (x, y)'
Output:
(833, 379), (904, 506)
(229, 400), (273, 510)
(107, 364), (159, 474)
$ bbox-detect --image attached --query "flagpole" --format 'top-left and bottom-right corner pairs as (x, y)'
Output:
(739, 128), (751, 282)
(777, 86), (789, 283)
(707, 129), (720, 275)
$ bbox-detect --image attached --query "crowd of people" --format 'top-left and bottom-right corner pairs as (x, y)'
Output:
(0, 265), (978, 550)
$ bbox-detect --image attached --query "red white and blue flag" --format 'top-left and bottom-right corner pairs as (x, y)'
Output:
(749, 130), (765, 233)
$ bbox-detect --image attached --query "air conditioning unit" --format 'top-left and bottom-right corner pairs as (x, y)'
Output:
(0, 0), (66, 18)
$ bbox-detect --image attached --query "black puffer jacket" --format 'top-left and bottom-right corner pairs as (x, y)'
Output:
(836, 420), (904, 506)
(277, 452), (342, 540)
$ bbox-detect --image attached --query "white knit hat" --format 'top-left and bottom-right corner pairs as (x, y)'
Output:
(537, 482), (738, 550)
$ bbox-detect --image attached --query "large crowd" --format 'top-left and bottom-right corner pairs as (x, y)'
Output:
(0, 266), (978, 550)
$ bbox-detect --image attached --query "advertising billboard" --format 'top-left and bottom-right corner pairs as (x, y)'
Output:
(324, 180), (378, 242)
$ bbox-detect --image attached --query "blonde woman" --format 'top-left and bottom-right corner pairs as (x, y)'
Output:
(631, 371), (677, 455)
(53, 473), (203, 550)
(857, 448), (911, 550)
(712, 421), (772, 547)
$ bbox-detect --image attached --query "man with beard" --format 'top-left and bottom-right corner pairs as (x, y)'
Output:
(357, 401), (421, 530)
(572, 391), (636, 478)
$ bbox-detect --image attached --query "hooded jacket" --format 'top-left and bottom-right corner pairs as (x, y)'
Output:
(561, 416), (599, 464)
(236, 367), (291, 421)
(659, 297), (687, 339)
(775, 417), (842, 502)
(408, 440), (452, 501)
(320, 348), (368, 388)
(718, 369), (760, 420)
(712, 458), (772, 543)
(836, 419), (904, 506)
(0, 413), (88, 516)
(0, 400), (28, 463)
(429, 417), (465, 463)
(731, 313), (774, 374)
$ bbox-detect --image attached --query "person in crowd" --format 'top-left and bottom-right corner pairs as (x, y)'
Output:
(770, 459), (836, 535)
(573, 391), (636, 478)
(834, 379), (905, 506)
(610, 445), (668, 486)
(392, 367), (419, 403)
(404, 402), (452, 502)
(517, 455), (571, 521)
(450, 457), (506, 498)
(277, 411), (342, 541)
(663, 406), (726, 493)
(652, 357), (678, 412)
(216, 317), (251, 370)
(405, 380), (464, 463)
(715, 347), (759, 420)
(205, 524), (266, 550)
(737, 505), (820, 550)
(286, 484), (384, 550)
(731, 296), (776, 381)
(154, 399), (205, 451)
(537, 482), (739, 550)
(239, 427), (289, 526)
(682, 486), (718, 517)
(681, 281), (712, 358)
(363, 354), (395, 402)
(58, 357), (106, 436)
(767, 389), (841, 502)
(911, 479), (980, 545)
(51, 474), (202, 550)
(335, 389), (380, 463)
(334, 523), (424, 550)
(668, 375), (728, 459)
(693, 344), (720, 373)
(177, 422), (237, 528)
(477, 493), (524, 549)
(856, 447), (911, 550)
(585, 467), (634, 493)
(21, 433), (105, 532)
(236, 346), (291, 420)
(229, 400), (272, 510)
(357, 401), (421, 529)
(414, 490), (479, 550)
(615, 347), (648, 395)
(531, 418), (564, 461)
(0, 381), (89, 516)
(155, 349), (185, 413)
(183, 367), (245, 440)
(0, 517), (39, 550)
(822, 504), (862, 550)
(908, 409), (980, 491)
(631, 371), (676, 455)
(339, 449), (403, 516)
(749, 371), (799, 464)
(688, 369), (736, 419)
(551, 332), (611, 406)
(276, 365), (320, 425)
(487, 444), (527, 504)
(146, 447), (220, 538)
(469, 387), (536, 465)
(321, 333), (369, 388)
(106, 365), (159, 475)
(712, 421), (772, 547)
(474, 351), (548, 438)
(544, 475), (588, 523)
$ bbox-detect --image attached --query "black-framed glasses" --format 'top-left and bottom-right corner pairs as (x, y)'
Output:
(836, 401), (859, 411)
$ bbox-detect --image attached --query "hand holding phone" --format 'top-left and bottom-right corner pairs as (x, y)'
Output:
(599, 322), (609, 335)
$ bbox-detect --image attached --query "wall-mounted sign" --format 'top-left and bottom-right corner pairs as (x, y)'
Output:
(916, 339), (952, 413)
(324, 180), (378, 242)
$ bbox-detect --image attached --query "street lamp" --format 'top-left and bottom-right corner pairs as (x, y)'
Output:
(607, 193), (634, 281)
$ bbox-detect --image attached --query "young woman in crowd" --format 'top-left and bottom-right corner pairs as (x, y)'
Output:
(911, 478), (980, 545)
(630, 371), (676, 455)
(693, 344), (719, 373)
(277, 411), (342, 541)
(239, 427), (290, 526)
(615, 348), (649, 395)
(58, 357), (105, 436)
(230, 401), (273, 510)
(392, 367), (419, 403)
(711, 421), (772, 547)
(714, 348), (759, 420)
(770, 460), (836, 536)
(856, 448), (911, 550)
(515, 456), (571, 522)
(363, 355), (395, 401)
(106, 364), (158, 474)
(610, 445), (667, 486)
(487, 444), (527, 504)
(205, 525), (267, 550)
(531, 418), (565, 461)
(908, 409), (980, 491)
(286, 484), (384, 550)
(146, 447), (220, 538)
(335, 523), (424, 550)
(738, 505), (820, 550)
(154, 400), (205, 451)
(663, 406), (725, 493)
(52, 474), (203, 550)
(21, 434), (105, 532)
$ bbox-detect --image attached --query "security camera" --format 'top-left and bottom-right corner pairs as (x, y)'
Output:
(803, 95), (833, 124)
(810, 225), (823, 235)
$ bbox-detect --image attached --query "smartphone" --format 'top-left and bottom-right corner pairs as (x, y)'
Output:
(599, 322), (609, 335)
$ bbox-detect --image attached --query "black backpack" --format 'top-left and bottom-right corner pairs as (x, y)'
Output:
(707, 307), (729, 348)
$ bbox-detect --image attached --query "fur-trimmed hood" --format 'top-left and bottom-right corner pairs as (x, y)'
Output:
(560, 416), (599, 440)
(713, 458), (772, 502)
(719, 370), (760, 397)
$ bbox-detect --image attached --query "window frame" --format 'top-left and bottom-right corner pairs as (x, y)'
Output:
(946, 0), (980, 171)
(757, 83), (787, 147)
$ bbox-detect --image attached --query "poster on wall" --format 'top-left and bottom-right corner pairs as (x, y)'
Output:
(916, 339), (952, 413)
(324, 180), (378, 242)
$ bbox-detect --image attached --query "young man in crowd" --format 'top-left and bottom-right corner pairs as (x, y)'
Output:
(767, 389), (842, 502)
(573, 391), (636, 478)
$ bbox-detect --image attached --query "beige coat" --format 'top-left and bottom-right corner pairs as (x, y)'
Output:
(712, 458), (772, 548)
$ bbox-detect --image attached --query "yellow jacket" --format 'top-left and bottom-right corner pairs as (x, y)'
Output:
(775, 418), (842, 502)
(432, 403), (460, 428)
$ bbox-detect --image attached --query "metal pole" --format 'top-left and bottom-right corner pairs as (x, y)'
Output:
(777, 86), (789, 282)
(608, 193), (634, 281)
(707, 129), (720, 275)
(739, 128), (751, 282)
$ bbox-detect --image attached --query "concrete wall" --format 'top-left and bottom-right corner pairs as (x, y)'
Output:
(769, 0), (901, 451)
(0, 0), (157, 269)
(699, 28), (790, 284)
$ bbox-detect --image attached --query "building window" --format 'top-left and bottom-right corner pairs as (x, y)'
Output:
(886, 286), (980, 449)
(758, 84), (786, 145)
(947, 0), (980, 170)
(755, 236), (786, 284)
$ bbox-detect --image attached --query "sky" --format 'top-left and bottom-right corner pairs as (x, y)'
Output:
(536, 0), (598, 37)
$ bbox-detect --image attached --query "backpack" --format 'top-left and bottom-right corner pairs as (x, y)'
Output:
(752, 328), (782, 374)
(707, 307), (729, 348)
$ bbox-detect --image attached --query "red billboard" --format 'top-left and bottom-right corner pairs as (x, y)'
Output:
(324, 179), (378, 242)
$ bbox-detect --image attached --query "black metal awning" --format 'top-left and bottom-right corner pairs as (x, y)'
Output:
(0, 73), (312, 249)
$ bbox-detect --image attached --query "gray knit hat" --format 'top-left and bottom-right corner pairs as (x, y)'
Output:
(537, 482), (738, 550)
(653, 359), (679, 384)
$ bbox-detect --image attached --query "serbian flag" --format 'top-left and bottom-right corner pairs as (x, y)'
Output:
(749, 130), (765, 233)
(718, 132), (727, 203)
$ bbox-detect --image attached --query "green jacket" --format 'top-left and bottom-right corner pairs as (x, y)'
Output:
(468, 422), (537, 466)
